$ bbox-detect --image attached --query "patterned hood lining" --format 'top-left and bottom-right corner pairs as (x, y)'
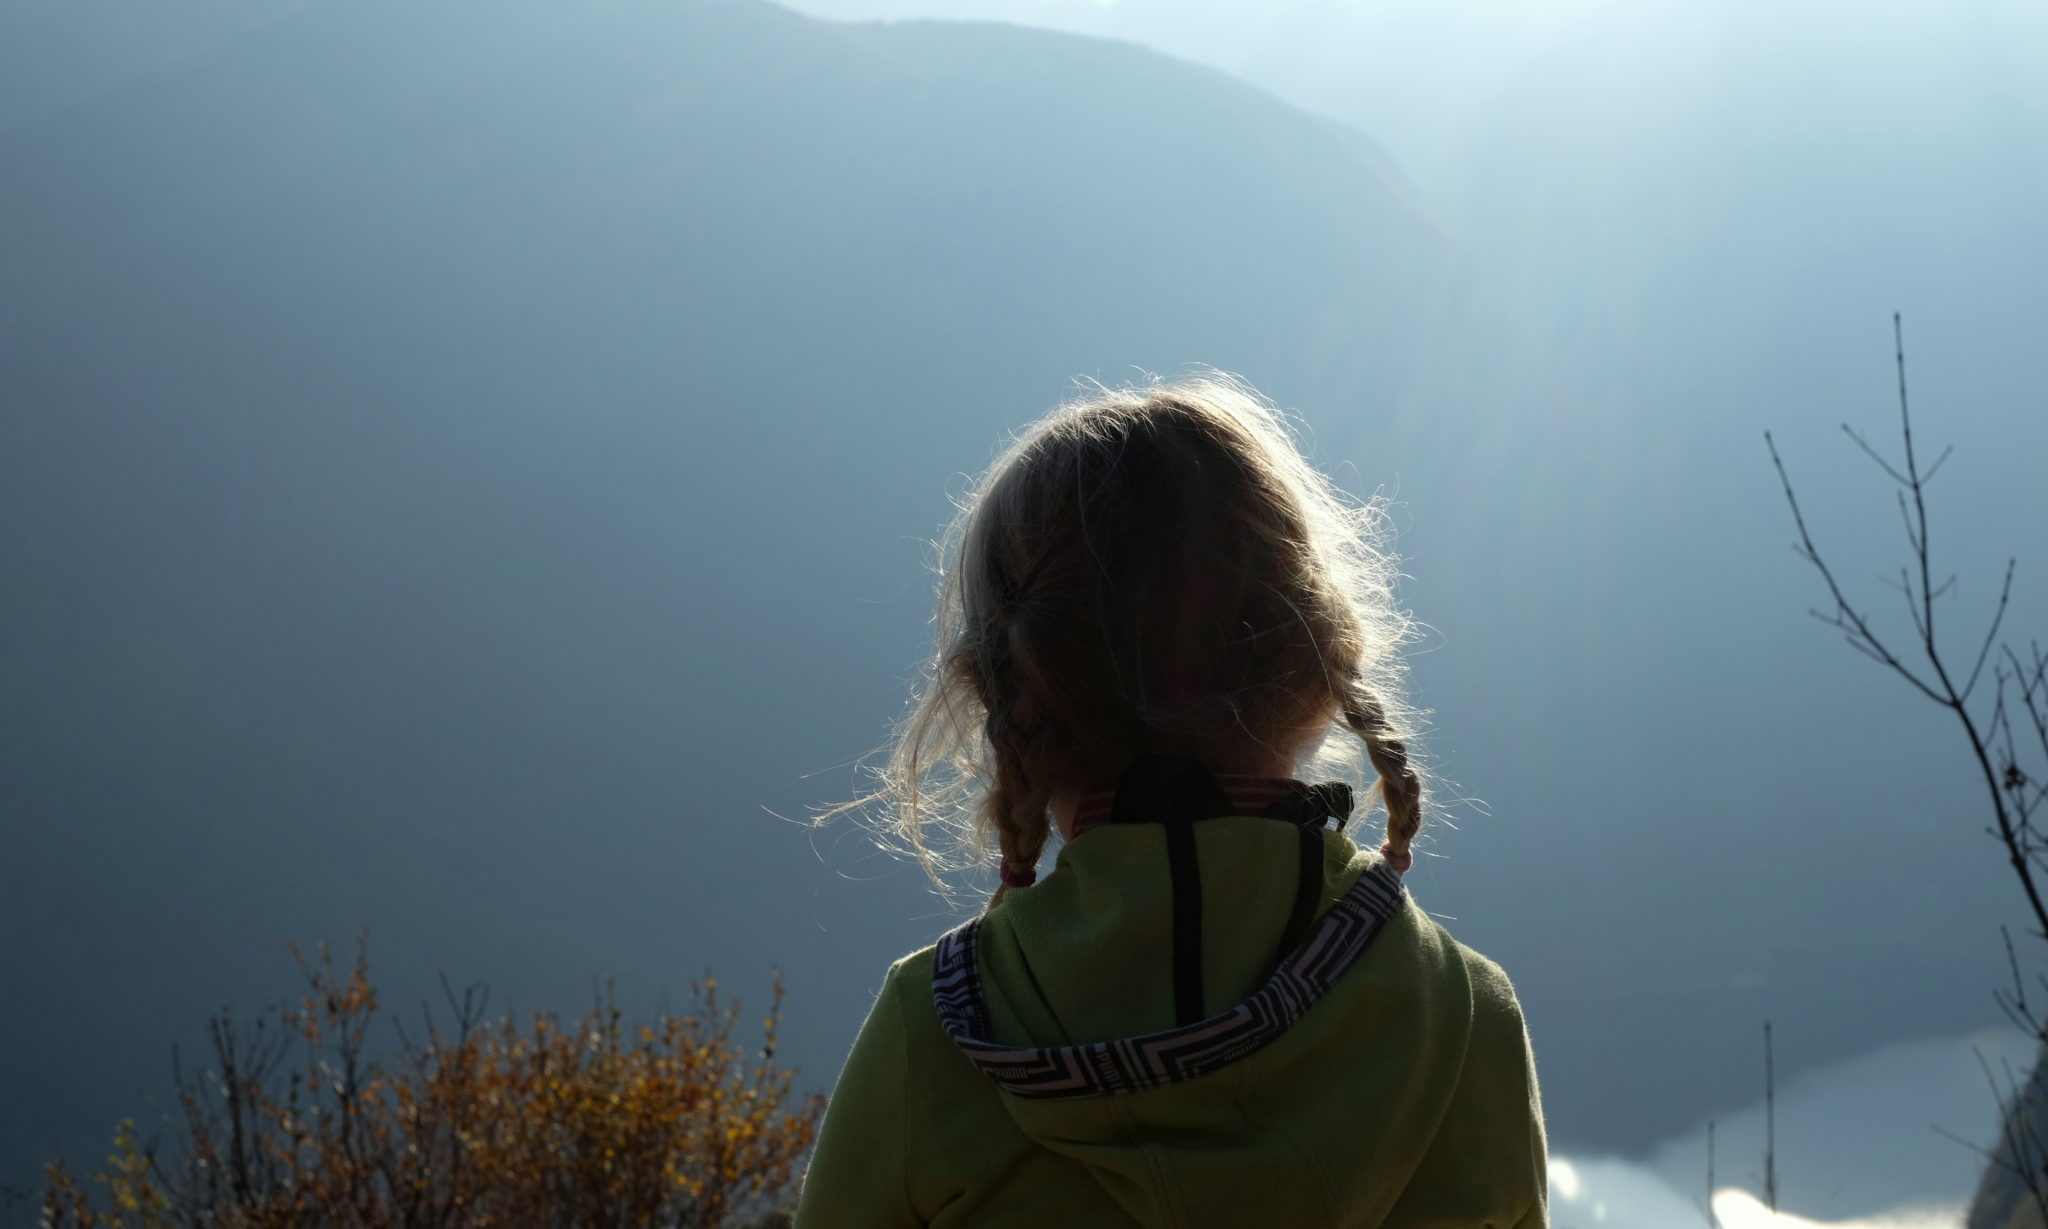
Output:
(931, 857), (1409, 1100)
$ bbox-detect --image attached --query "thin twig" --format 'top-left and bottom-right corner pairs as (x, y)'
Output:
(1766, 431), (1946, 704)
(1764, 1021), (1777, 1215)
(1962, 559), (2017, 702)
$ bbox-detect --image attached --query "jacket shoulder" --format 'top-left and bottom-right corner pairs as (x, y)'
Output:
(1399, 904), (1528, 1018)
(887, 943), (939, 991)
(1380, 917), (1549, 1225)
(794, 953), (926, 1227)
(879, 944), (943, 1039)
(1454, 936), (1529, 1023)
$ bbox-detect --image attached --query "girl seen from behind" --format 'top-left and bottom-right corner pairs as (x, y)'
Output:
(798, 376), (1548, 1228)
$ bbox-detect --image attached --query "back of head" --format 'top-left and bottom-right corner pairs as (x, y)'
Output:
(856, 373), (1424, 904)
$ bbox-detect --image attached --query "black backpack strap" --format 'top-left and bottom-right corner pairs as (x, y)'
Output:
(1277, 824), (1324, 959)
(1111, 754), (1235, 1027)
(1109, 758), (1356, 1028)
(1266, 781), (1353, 966)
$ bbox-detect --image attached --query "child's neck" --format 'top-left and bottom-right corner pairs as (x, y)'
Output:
(1050, 753), (1303, 841)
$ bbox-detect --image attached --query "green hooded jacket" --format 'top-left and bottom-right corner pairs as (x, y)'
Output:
(794, 815), (1548, 1228)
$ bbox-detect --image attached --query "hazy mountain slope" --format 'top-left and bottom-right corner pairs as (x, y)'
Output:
(0, 0), (316, 139)
(0, 0), (1459, 1189)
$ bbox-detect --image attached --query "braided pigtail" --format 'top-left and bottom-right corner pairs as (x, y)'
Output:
(974, 599), (1056, 909)
(1342, 686), (1421, 873)
(985, 716), (1052, 909)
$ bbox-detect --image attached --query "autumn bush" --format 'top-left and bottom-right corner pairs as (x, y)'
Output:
(41, 940), (824, 1228)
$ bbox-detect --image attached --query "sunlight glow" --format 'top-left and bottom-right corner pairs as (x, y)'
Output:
(1550, 1149), (1980, 1229)
(1711, 1188), (1963, 1229)
(1550, 1157), (1583, 1200)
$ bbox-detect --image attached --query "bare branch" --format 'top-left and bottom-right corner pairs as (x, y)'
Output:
(1893, 316), (1948, 677)
(1767, 430), (1948, 704)
(1770, 314), (2048, 1039)
(1972, 1043), (2048, 1204)
(1842, 423), (1914, 488)
(2002, 924), (2043, 1042)
(1931, 1120), (1998, 1164)
(1897, 489), (1923, 557)
(1898, 567), (1931, 642)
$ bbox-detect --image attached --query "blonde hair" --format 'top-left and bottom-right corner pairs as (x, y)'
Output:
(832, 372), (1425, 907)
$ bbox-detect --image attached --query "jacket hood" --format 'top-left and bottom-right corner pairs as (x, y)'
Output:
(935, 814), (1480, 1225)
(937, 821), (1406, 1097)
(792, 796), (1548, 1229)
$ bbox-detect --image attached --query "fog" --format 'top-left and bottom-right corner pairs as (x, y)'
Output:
(3, 1), (2044, 1221)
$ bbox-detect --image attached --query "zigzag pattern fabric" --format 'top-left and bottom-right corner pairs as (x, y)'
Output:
(932, 858), (1409, 1100)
